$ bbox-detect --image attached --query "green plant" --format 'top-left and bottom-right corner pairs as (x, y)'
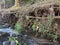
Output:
(9, 22), (23, 45)
(32, 15), (57, 42)
(32, 19), (40, 31)
(42, 15), (57, 41)
(7, 0), (12, 3)
(9, 36), (21, 45)
(58, 0), (60, 2)
(14, 22), (23, 34)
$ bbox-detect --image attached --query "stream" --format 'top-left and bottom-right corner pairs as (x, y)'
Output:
(0, 27), (60, 45)
(0, 28), (18, 36)
(0, 27), (39, 45)
(0, 27), (17, 45)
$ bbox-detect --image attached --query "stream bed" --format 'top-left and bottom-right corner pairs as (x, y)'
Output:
(0, 28), (60, 45)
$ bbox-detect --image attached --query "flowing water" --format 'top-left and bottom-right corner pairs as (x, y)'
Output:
(0, 27), (60, 45)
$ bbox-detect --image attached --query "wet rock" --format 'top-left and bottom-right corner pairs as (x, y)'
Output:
(3, 41), (16, 45)
(2, 23), (10, 28)
(0, 41), (3, 45)
(3, 41), (10, 45)
(0, 33), (9, 43)
(17, 34), (39, 45)
(10, 41), (16, 45)
(28, 39), (39, 45)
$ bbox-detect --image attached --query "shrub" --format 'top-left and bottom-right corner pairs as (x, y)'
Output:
(32, 15), (57, 42)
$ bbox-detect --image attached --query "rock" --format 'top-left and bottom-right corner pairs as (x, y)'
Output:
(2, 23), (10, 28)
(0, 13), (2, 25)
(0, 41), (3, 45)
(3, 41), (10, 45)
(10, 41), (16, 45)
(17, 34), (39, 45)
(28, 39), (39, 45)
(0, 33), (9, 42)
(2, 13), (18, 27)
